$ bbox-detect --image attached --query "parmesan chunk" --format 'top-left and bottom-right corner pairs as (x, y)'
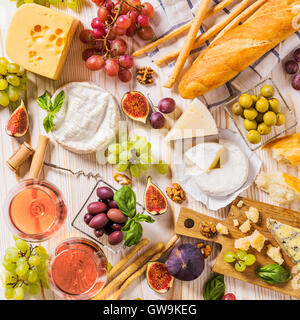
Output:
(233, 219), (239, 227)
(248, 230), (266, 252)
(245, 207), (259, 223)
(237, 200), (244, 208)
(234, 237), (250, 251)
(266, 244), (284, 265)
(239, 219), (251, 233)
(216, 223), (229, 235)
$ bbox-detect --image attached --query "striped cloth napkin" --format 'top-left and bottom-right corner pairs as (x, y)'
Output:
(144, 0), (300, 107)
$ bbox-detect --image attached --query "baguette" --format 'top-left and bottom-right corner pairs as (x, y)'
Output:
(178, 0), (300, 99)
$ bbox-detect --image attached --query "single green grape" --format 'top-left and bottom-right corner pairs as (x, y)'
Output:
(0, 64), (7, 76)
(13, 287), (25, 300)
(120, 141), (133, 152)
(0, 79), (8, 90)
(28, 282), (40, 295)
(15, 262), (29, 277)
(119, 150), (132, 163)
(17, 67), (25, 76)
(116, 163), (129, 172)
(7, 63), (20, 74)
(7, 75), (20, 87)
(28, 270), (39, 283)
(66, 0), (78, 9)
(1, 271), (17, 287)
(243, 254), (256, 266)
(224, 251), (237, 263)
(130, 165), (141, 178)
(236, 250), (247, 260)
(107, 153), (119, 165)
(235, 260), (246, 272)
(28, 255), (40, 267)
(15, 239), (29, 253)
(0, 91), (10, 107)
(5, 247), (19, 263)
(8, 85), (19, 102)
(0, 57), (8, 67)
(108, 143), (120, 155)
(2, 260), (16, 273)
(16, 257), (27, 266)
(156, 160), (168, 175)
(5, 288), (14, 300)
(33, 246), (47, 259)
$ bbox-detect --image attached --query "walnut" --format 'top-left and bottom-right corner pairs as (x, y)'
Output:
(137, 67), (155, 85)
(113, 173), (132, 185)
(200, 221), (217, 238)
(197, 243), (212, 258)
(166, 183), (186, 204)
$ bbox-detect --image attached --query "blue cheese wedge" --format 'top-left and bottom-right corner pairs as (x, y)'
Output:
(267, 218), (300, 265)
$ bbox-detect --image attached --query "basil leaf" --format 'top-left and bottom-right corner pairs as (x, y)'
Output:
(52, 90), (65, 113)
(204, 274), (225, 300)
(113, 186), (136, 218)
(123, 221), (143, 247)
(37, 91), (52, 111)
(256, 264), (291, 285)
(43, 113), (54, 133)
(122, 219), (135, 232)
(133, 214), (155, 224)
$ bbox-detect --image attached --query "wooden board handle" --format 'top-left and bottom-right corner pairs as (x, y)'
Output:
(29, 136), (49, 179)
(7, 142), (35, 172)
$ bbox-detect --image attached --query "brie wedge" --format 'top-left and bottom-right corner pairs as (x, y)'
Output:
(185, 143), (224, 173)
(166, 99), (218, 141)
(51, 82), (120, 154)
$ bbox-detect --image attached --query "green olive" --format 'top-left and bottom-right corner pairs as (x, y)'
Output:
(243, 107), (258, 120)
(269, 98), (280, 113)
(276, 113), (285, 126)
(232, 102), (243, 116)
(263, 111), (277, 126)
(247, 130), (261, 144)
(243, 119), (257, 131)
(256, 112), (264, 123)
(255, 97), (269, 113)
(260, 85), (275, 98)
(239, 94), (253, 108)
(251, 95), (258, 103)
(257, 122), (271, 135)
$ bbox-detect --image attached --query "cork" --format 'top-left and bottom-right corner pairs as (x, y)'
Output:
(6, 142), (35, 172)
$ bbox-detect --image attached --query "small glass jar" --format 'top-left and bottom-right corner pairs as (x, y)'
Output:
(4, 179), (67, 242)
(48, 237), (108, 300)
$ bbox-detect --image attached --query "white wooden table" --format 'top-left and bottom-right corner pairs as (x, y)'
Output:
(0, 1), (299, 300)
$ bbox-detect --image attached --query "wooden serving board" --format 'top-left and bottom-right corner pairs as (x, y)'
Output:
(175, 197), (300, 299)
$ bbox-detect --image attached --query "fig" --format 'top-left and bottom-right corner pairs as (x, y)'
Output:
(121, 91), (149, 123)
(146, 262), (174, 293)
(166, 244), (204, 281)
(144, 176), (168, 215)
(6, 100), (29, 137)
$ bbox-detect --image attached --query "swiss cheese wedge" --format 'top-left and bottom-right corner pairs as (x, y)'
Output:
(165, 99), (218, 141)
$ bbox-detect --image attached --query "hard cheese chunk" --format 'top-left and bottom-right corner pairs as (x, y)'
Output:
(166, 99), (218, 141)
(267, 218), (300, 265)
(266, 245), (284, 265)
(6, 4), (79, 80)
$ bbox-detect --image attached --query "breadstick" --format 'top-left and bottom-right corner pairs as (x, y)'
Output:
(212, 0), (267, 43)
(92, 242), (164, 300)
(108, 235), (179, 300)
(108, 238), (149, 281)
(157, 0), (252, 66)
(164, 0), (211, 88)
(132, 0), (236, 57)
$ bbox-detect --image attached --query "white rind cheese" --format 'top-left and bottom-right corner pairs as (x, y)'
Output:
(267, 218), (300, 265)
(51, 82), (120, 154)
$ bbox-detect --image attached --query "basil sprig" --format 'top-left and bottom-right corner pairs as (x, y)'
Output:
(37, 90), (65, 133)
(256, 264), (292, 285)
(204, 274), (225, 300)
(113, 186), (155, 247)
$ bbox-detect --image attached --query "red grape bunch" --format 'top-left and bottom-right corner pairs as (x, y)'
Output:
(284, 48), (300, 90)
(80, 0), (155, 82)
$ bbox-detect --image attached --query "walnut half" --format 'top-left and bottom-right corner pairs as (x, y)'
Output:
(200, 221), (217, 238)
(113, 173), (132, 185)
(197, 243), (212, 258)
(166, 183), (186, 204)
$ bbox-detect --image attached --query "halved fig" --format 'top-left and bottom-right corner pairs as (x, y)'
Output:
(146, 262), (174, 293)
(144, 176), (168, 215)
(121, 91), (149, 123)
(6, 100), (29, 137)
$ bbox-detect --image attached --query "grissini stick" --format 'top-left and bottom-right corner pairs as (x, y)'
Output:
(132, 0), (237, 57)
(178, 0), (300, 99)
(156, 0), (252, 66)
(211, 0), (267, 43)
(108, 235), (179, 300)
(91, 242), (164, 300)
(164, 0), (211, 88)
(107, 238), (149, 281)
(29, 135), (49, 179)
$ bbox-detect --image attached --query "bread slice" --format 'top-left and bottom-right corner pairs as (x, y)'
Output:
(255, 171), (300, 204)
(262, 133), (300, 166)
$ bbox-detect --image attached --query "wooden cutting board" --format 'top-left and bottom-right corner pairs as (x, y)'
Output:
(175, 197), (300, 299)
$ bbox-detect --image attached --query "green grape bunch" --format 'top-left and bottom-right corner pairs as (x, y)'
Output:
(107, 134), (168, 178)
(0, 57), (27, 110)
(10, 0), (79, 10)
(1, 237), (49, 300)
(224, 250), (256, 272)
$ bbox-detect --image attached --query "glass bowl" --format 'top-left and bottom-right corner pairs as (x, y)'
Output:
(71, 179), (145, 254)
(224, 78), (297, 151)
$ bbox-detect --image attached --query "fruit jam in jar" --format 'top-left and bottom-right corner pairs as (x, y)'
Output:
(5, 179), (67, 242)
(48, 237), (108, 300)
